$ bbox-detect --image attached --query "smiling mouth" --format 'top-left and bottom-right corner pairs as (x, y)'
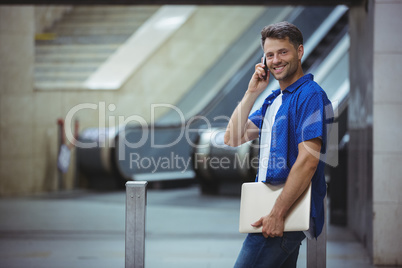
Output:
(273, 66), (285, 72)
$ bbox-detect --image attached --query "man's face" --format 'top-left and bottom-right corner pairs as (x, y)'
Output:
(263, 37), (303, 83)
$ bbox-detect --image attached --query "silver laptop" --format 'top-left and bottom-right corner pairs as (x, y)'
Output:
(239, 182), (311, 233)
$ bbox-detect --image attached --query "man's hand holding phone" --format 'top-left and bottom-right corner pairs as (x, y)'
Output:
(262, 54), (269, 81)
(247, 54), (270, 95)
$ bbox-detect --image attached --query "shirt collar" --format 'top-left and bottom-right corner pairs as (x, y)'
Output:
(283, 73), (314, 93)
(262, 73), (313, 111)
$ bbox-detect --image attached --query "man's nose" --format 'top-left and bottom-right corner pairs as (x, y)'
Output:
(273, 54), (281, 64)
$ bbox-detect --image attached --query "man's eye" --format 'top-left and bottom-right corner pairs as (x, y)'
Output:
(281, 51), (287, 55)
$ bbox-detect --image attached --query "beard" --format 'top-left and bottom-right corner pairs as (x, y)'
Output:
(270, 61), (298, 82)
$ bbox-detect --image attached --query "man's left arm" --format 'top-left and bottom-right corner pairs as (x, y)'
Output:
(252, 137), (321, 238)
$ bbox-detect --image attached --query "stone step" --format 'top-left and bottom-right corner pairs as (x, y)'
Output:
(35, 63), (98, 73)
(54, 19), (147, 28)
(36, 53), (109, 64)
(71, 5), (159, 14)
(49, 25), (141, 36)
(36, 35), (130, 45)
(66, 12), (156, 22)
(52, 18), (146, 27)
(35, 71), (92, 82)
(35, 44), (120, 55)
(35, 81), (85, 90)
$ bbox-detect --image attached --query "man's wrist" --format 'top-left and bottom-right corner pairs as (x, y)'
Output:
(244, 89), (260, 101)
(271, 197), (289, 219)
(271, 208), (287, 220)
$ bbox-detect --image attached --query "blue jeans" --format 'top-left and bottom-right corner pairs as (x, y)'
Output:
(234, 232), (306, 268)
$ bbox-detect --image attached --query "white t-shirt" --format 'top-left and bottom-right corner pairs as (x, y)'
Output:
(257, 92), (283, 182)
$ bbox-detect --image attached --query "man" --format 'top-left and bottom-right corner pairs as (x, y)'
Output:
(224, 21), (333, 267)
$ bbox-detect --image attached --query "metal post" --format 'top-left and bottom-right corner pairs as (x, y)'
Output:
(57, 119), (63, 191)
(307, 195), (327, 268)
(125, 181), (148, 268)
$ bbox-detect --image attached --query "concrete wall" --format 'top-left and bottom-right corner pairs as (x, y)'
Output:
(349, 0), (402, 265)
(0, 6), (40, 195)
(372, 0), (402, 265)
(348, 0), (374, 258)
(0, 5), (264, 196)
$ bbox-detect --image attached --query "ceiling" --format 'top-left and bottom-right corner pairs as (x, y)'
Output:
(1, 0), (364, 6)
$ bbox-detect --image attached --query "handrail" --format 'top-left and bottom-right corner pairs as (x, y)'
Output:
(314, 35), (350, 84)
(314, 34), (350, 117)
(303, 5), (348, 60)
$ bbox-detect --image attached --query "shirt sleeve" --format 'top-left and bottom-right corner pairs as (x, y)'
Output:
(248, 107), (263, 129)
(295, 92), (333, 152)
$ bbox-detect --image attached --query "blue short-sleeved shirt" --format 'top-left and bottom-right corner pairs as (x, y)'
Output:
(248, 73), (333, 237)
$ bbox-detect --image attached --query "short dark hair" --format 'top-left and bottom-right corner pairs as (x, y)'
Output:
(261, 21), (303, 49)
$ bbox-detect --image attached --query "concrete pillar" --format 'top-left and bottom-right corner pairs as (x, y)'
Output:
(372, 0), (402, 265)
(0, 6), (36, 195)
(349, 0), (402, 265)
(348, 0), (374, 258)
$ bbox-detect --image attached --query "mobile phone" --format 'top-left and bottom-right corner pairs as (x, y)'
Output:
(262, 54), (268, 80)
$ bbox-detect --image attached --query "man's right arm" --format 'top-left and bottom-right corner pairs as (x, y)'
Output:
(224, 61), (270, 147)
(223, 93), (260, 147)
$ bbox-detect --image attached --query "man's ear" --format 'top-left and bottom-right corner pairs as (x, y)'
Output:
(298, 44), (304, 60)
